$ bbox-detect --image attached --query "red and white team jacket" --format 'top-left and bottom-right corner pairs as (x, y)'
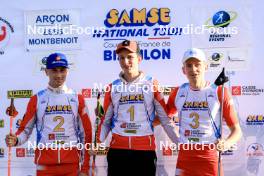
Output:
(97, 72), (178, 150)
(167, 83), (239, 176)
(167, 83), (238, 144)
(15, 85), (92, 173)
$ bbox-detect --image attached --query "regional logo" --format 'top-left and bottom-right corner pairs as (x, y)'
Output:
(205, 10), (238, 42)
(205, 11), (237, 28)
(211, 52), (223, 62)
(209, 52), (224, 68)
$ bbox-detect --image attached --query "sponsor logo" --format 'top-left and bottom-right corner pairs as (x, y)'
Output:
(25, 10), (82, 51)
(231, 86), (241, 96)
(0, 17), (14, 55)
(16, 148), (34, 157)
(162, 146), (177, 156)
(183, 101), (208, 109)
(0, 119), (4, 128)
(95, 8), (182, 61)
(82, 88), (105, 99)
(162, 146), (173, 156)
(49, 134), (56, 140)
(16, 148), (26, 157)
(231, 86), (264, 96)
(119, 94), (144, 104)
(247, 143), (264, 157)
(45, 105), (72, 113)
(209, 52), (224, 68)
(39, 56), (74, 71)
(82, 88), (91, 98)
(120, 122), (141, 134)
(184, 130), (190, 136)
(104, 8), (170, 28)
(7, 90), (33, 99)
(246, 115), (264, 125)
(228, 55), (245, 62)
(188, 138), (199, 142)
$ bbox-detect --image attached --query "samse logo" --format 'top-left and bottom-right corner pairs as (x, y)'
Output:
(105, 8), (170, 27)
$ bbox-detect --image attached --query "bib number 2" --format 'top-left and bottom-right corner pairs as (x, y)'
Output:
(53, 116), (65, 132)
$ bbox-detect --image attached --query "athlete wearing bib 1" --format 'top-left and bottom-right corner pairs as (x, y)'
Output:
(97, 40), (179, 176)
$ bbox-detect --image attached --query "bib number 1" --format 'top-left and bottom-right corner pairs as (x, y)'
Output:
(127, 105), (135, 121)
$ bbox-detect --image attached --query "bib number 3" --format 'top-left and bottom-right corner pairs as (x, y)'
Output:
(189, 112), (200, 129)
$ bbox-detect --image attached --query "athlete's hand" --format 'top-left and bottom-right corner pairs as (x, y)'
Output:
(79, 172), (88, 176)
(216, 139), (230, 152)
(88, 148), (97, 156)
(94, 107), (98, 117)
(152, 117), (161, 127)
(5, 133), (18, 147)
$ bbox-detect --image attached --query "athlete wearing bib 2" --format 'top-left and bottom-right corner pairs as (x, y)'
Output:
(167, 48), (242, 176)
(97, 40), (179, 176)
(5, 53), (92, 176)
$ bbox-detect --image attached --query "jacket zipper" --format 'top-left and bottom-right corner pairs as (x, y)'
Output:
(149, 136), (152, 147)
(58, 148), (61, 164)
(129, 136), (131, 149)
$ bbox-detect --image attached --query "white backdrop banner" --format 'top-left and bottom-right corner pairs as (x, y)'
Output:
(0, 0), (263, 176)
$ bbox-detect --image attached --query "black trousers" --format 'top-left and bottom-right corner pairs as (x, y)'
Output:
(107, 148), (157, 176)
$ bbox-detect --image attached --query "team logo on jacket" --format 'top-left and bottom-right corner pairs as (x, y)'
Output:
(183, 101), (208, 110)
(119, 94), (144, 104)
(45, 105), (72, 114)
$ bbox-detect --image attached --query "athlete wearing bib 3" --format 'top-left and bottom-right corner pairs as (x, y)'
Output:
(167, 48), (242, 176)
(97, 40), (179, 176)
(5, 53), (92, 176)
